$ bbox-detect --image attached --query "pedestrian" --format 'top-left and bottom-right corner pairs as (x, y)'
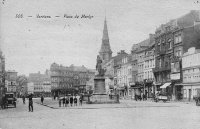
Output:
(74, 96), (77, 106)
(65, 97), (69, 107)
(70, 96), (73, 107)
(22, 95), (26, 104)
(79, 96), (83, 106)
(41, 95), (44, 104)
(54, 95), (56, 100)
(62, 97), (66, 107)
(145, 90), (148, 100)
(2, 95), (7, 109)
(28, 94), (33, 112)
(59, 98), (61, 107)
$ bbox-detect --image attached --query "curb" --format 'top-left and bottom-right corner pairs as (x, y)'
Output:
(34, 102), (58, 109)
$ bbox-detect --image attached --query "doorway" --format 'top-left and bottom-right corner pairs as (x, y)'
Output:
(189, 89), (191, 101)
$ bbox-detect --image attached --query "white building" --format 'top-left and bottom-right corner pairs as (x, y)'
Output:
(27, 82), (34, 94)
(182, 47), (200, 101)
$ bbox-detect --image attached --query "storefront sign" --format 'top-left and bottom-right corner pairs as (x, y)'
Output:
(171, 73), (180, 80)
(129, 82), (135, 86)
(171, 62), (180, 73)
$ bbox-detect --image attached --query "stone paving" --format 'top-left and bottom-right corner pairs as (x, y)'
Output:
(0, 98), (200, 129)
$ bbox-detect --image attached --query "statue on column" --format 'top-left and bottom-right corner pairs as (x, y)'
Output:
(96, 55), (106, 76)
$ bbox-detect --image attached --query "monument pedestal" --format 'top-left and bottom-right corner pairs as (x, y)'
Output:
(93, 76), (106, 94)
(89, 76), (119, 104)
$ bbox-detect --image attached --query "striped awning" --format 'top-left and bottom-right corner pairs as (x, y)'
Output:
(160, 83), (171, 88)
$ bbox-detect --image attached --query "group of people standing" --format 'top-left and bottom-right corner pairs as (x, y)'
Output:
(135, 90), (148, 101)
(59, 96), (83, 107)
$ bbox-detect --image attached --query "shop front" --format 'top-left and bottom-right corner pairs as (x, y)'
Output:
(160, 82), (172, 100)
(130, 82), (143, 100)
(180, 83), (200, 101)
(144, 79), (154, 98)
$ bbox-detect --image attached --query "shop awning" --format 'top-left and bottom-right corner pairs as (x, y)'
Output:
(160, 83), (171, 88)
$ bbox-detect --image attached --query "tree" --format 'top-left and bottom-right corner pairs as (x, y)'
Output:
(16, 75), (28, 97)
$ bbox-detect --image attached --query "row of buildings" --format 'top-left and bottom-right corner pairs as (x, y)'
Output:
(50, 63), (95, 96)
(100, 10), (200, 101)
(27, 70), (51, 97)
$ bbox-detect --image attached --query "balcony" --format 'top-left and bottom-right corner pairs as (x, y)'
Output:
(153, 65), (171, 73)
(158, 49), (166, 55)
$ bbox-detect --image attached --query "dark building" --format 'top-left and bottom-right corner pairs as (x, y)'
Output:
(153, 10), (200, 100)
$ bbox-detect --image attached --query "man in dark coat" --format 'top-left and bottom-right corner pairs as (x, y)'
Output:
(41, 95), (44, 104)
(79, 96), (83, 106)
(22, 95), (26, 104)
(74, 96), (77, 106)
(65, 97), (69, 107)
(28, 94), (33, 112)
(70, 96), (73, 107)
(62, 97), (66, 107)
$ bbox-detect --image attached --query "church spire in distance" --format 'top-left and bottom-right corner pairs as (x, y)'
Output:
(99, 16), (112, 63)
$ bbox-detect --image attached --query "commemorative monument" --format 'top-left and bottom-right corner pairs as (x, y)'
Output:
(88, 18), (119, 103)
(89, 55), (119, 104)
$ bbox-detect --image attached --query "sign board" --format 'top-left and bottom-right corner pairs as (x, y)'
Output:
(7, 86), (16, 92)
(170, 73), (180, 80)
(129, 82), (135, 86)
(171, 62), (180, 73)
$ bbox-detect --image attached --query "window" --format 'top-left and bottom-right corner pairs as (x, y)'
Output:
(168, 39), (172, 49)
(175, 50), (182, 57)
(157, 45), (160, 52)
(175, 34), (182, 44)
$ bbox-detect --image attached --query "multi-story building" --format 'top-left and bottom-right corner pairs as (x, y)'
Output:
(114, 50), (128, 97)
(28, 71), (51, 97)
(116, 54), (131, 97)
(5, 70), (18, 95)
(130, 35), (152, 98)
(153, 10), (200, 100)
(144, 43), (155, 97)
(0, 51), (5, 99)
(182, 47), (200, 101)
(50, 63), (95, 96)
(27, 82), (34, 94)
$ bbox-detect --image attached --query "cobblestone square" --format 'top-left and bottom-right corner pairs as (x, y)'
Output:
(1, 98), (200, 129)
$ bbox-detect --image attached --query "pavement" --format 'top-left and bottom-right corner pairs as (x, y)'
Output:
(0, 98), (200, 129)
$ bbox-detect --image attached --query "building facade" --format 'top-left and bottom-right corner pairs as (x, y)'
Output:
(130, 36), (152, 99)
(144, 44), (155, 97)
(153, 10), (200, 100)
(50, 63), (95, 96)
(182, 47), (200, 101)
(28, 71), (51, 97)
(5, 70), (18, 95)
(0, 51), (5, 100)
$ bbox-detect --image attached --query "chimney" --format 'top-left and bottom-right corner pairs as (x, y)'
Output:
(149, 34), (155, 43)
(121, 50), (125, 54)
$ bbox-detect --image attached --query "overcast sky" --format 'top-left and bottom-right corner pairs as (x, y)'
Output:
(0, 0), (199, 75)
